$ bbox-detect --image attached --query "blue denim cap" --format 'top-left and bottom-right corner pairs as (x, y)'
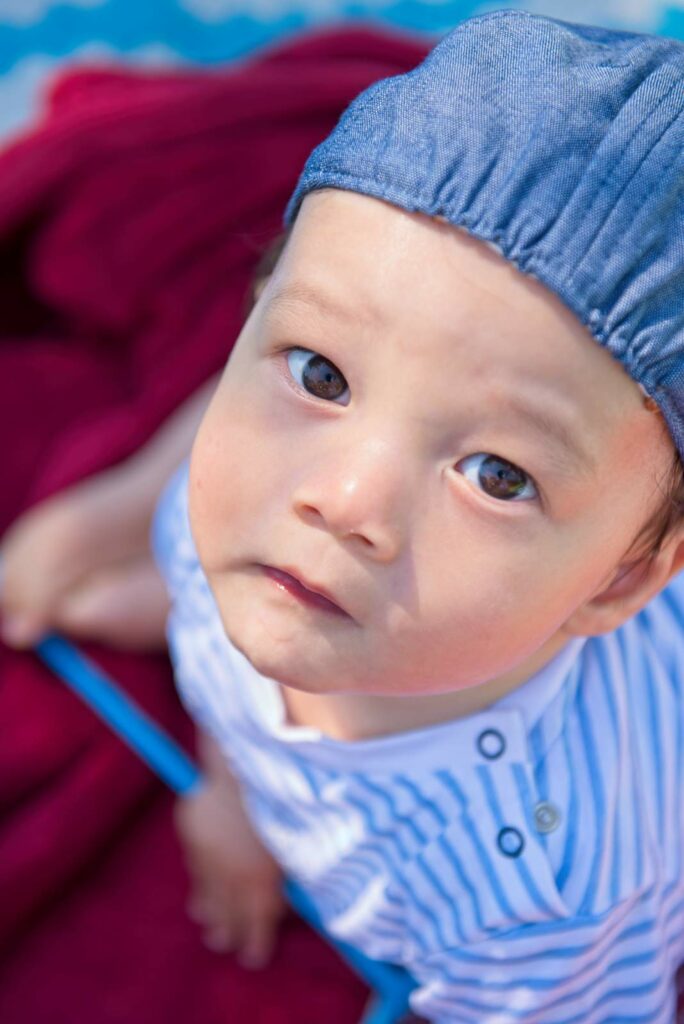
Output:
(284, 10), (684, 458)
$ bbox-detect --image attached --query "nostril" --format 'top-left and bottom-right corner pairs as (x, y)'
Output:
(355, 533), (374, 548)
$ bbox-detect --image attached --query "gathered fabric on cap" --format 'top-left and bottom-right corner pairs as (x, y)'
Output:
(285, 10), (684, 458)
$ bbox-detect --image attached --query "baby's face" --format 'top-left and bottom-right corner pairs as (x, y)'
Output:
(188, 189), (672, 698)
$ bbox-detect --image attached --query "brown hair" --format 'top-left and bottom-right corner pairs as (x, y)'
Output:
(244, 229), (292, 317)
(626, 446), (684, 563)
(246, 230), (684, 563)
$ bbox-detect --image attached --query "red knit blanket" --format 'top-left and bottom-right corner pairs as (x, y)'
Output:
(0, 27), (428, 1023)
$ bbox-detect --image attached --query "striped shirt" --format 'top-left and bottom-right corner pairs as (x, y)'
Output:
(153, 461), (684, 1023)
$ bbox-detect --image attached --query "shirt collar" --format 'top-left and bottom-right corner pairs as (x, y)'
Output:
(226, 628), (588, 772)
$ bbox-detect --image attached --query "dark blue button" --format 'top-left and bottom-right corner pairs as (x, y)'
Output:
(497, 826), (525, 858)
(477, 728), (506, 760)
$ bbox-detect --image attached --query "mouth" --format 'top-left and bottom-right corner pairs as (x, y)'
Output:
(260, 565), (350, 618)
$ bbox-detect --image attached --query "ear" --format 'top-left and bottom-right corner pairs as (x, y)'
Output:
(562, 530), (684, 637)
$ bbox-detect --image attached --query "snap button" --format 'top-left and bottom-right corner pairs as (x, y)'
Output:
(477, 728), (506, 760)
(534, 801), (561, 834)
(497, 826), (525, 858)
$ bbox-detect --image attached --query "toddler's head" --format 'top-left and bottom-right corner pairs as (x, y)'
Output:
(188, 12), (684, 703)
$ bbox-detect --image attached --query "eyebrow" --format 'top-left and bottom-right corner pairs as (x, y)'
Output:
(497, 396), (597, 476)
(261, 281), (383, 330)
(263, 282), (596, 477)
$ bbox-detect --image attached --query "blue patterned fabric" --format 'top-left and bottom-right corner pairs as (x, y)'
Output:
(285, 10), (684, 459)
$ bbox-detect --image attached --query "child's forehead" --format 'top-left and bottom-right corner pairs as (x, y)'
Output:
(273, 190), (660, 473)
(281, 191), (582, 352)
(267, 190), (648, 468)
(286, 189), (509, 285)
(283, 12), (684, 463)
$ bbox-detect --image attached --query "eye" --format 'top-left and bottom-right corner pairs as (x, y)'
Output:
(457, 453), (538, 502)
(285, 348), (350, 404)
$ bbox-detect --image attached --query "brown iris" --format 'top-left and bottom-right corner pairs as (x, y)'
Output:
(478, 455), (529, 500)
(301, 354), (347, 400)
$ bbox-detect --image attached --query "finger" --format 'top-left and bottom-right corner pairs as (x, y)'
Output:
(187, 871), (251, 957)
(186, 890), (213, 924)
(0, 502), (87, 614)
(237, 893), (284, 969)
(0, 611), (49, 648)
(185, 880), (242, 956)
(0, 533), (58, 637)
(237, 923), (276, 969)
(181, 847), (234, 929)
(201, 892), (245, 954)
(202, 923), (237, 953)
(0, 543), (50, 644)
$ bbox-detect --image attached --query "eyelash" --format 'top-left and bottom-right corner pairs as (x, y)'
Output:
(280, 346), (539, 504)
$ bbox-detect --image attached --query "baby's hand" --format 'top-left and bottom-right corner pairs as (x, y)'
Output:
(174, 776), (287, 969)
(0, 375), (218, 651)
(0, 465), (170, 650)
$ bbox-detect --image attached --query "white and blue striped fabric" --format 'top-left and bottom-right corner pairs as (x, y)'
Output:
(153, 460), (684, 1023)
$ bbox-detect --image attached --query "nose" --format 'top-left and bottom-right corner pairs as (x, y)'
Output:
(290, 435), (406, 561)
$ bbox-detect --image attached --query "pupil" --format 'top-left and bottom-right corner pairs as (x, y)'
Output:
(479, 455), (526, 499)
(302, 355), (346, 399)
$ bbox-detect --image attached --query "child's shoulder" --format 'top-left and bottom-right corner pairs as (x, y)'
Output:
(599, 570), (684, 765)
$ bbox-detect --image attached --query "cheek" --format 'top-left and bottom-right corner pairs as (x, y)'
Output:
(189, 395), (277, 565)
(414, 515), (588, 642)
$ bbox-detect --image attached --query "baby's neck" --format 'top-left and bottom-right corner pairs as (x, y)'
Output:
(280, 631), (571, 742)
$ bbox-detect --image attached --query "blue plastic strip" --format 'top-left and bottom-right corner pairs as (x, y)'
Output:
(35, 631), (417, 1023)
(283, 879), (417, 1020)
(35, 632), (203, 796)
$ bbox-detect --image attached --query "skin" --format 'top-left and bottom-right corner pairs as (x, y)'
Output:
(190, 188), (684, 741)
(4, 186), (684, 961)
(0, 375), (219, 650)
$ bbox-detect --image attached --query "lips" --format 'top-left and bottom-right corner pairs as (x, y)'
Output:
(262, 565), (349, 617)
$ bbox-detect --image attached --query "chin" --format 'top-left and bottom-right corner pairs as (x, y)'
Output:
(218, 610), (310, 687)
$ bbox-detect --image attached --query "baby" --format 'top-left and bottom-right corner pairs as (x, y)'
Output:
(150, 11), (684, 1021)
(4, 9), (684, 1022)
